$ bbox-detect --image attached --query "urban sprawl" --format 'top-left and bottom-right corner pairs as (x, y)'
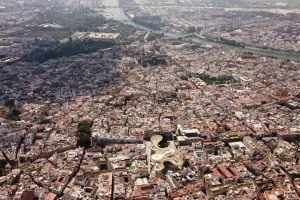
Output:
(0, 0), (299, 200)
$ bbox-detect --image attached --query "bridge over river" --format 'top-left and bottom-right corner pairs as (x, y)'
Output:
(104, 0), (300, 62)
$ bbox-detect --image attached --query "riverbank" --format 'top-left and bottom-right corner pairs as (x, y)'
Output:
(105, 0), (300, 62)
(187, 35), (300, 62)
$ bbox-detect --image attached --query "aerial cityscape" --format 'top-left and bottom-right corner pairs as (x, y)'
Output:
(0, 0), (299, 199)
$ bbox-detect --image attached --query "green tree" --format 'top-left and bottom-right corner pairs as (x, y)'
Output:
(77, 121), (93, 148)
(78, 131), (91, 147)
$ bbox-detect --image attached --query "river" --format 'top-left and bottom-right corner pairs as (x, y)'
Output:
(104, 0), (183, 37)
(104, 0), (300, 61)
(104, 0), (154, 32)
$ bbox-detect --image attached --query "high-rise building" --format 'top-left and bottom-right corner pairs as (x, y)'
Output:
(140, 47), (146, 67)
